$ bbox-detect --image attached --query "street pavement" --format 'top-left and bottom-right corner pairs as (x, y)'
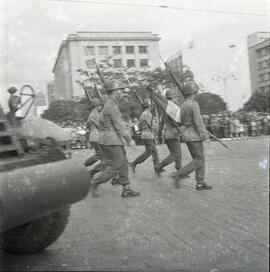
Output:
(1, 137), (269, 272)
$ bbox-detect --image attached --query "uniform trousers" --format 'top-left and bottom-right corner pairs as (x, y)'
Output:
(84, 142), (103, 167)
(92, 145), (129, 186)
(133, 139), (159, 168)
(89, 144), (110, 175)
(159, 139), (181, 170)
(178, 141), (205, 182)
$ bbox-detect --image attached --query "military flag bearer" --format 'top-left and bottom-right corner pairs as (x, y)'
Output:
(155, 89), (182, 175)
(172, 82), (212, 190)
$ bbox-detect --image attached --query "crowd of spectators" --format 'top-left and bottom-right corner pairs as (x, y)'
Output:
(55, 111), (270, 145)
(202, 111), (270, 139)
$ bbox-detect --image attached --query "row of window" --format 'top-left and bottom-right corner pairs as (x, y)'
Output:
(256, 47), (270, 58)
(85, 58), (148, 68)
(259, 72), (270, 82)
(84, 45), (148, 56)
(258, 59), (269, 70)
(259, 86), (270, 92)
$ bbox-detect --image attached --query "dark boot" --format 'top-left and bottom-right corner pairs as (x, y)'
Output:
(171, 172), (181, 189)
(88, 169), (97, 182)
(111, 175), (121, 186)
(121, 186), (140, 198)
(154, 167), (165, 177)
(196, 181), (212, 190)
(89, 182), (99, 198)
(129, 162), (136, 173)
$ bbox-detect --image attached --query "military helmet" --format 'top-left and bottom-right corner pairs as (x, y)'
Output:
(142, 99), (151, 109)
(7, 86), (18, 94)
(105, 81), (125, 92)
(91, 98), (101, 107)
(182, 82), (198, 96)
(165, 89), (177, 99)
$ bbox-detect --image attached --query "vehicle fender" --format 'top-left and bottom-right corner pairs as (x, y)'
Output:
(0, 159), (90, 232)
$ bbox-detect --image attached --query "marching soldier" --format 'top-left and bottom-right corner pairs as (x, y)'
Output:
(85, 96), (110, 180)
(129, 99), (160, 173)
(155, 89), (182, 174)
(90, 82), (140, 198)
(172, 82), (212, 190)
(84, 98), (103, 170)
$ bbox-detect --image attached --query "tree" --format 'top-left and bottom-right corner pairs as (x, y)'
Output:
(196, 92), (227, 115)
(243, 91), (269, 112)
(42, 100), (77, 122)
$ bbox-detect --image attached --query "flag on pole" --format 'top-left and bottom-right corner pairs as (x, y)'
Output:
(146, 88), (181, 124)
(159, 52), (185, 106)
(166, 50), (183, 77)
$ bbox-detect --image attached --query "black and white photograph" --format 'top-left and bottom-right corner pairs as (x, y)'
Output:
(0, 0), (269, 271)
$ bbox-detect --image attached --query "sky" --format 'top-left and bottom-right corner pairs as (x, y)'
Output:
(0, 0), (270, 110)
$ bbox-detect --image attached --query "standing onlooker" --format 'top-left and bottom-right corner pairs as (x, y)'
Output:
(250, 116), (257, 136)
(220, 113), (230, 138)
(210, 114), (219, 138)
(262, 114), (270, 135)
(256, 115), (262, 136)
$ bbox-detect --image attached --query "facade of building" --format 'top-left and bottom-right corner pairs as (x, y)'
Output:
(52, 31), (161, 100)
(47, 81), (57, 104)
(247, 32), (270, 94)
(33, 92), (48, 116)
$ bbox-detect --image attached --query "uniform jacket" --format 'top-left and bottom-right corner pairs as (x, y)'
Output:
(139, 109), (158, 140)
(98, 110), (105, 145)
(159, 113), (180, 140)
(101, 97), (132, 145)
(87, 108), (100, 143)
(180, 99), (208, 142)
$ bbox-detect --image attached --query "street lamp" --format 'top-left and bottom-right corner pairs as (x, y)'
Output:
(211, 73), (237, 103)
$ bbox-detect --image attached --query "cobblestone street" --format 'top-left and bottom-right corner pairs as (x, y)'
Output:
(1, 137), (269, 272)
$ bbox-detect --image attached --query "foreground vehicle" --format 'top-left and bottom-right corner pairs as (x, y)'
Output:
(0, 86), (90, 254)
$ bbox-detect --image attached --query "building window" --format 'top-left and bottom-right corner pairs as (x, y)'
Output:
(112, 46), (121, 55)
(113, 59), (122, 68)
(98, 46), (108, 55)
(86, 59), (96, 69)
(127, 59), (135, 67)
(139, 46), (148, 54)
(126, 46), (134, 54)
(257, 48), (267, 57)
(140, 59), (148, 67)
(84, 46), (95, 55)
(258, 60), (269, 70)
(259, 72), (270, 82)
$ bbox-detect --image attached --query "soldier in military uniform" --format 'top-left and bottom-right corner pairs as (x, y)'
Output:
(155, 89), (182, 174)
(129, 99), (160, 173)
(88, 94), (120, 185)
(172, 82), (212, 190)
(90, 82), (140, 198)
(7, 87), (21, 123)
(84, 98), (103, 170)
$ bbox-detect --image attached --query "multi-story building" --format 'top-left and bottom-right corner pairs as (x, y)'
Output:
(52, 31), (161, 100)
(33, 92), (47, 116)
(47, 81), (58, 104)
(247, 32), (270, 94)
